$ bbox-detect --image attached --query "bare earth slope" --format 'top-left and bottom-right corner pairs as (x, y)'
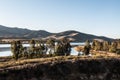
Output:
(0, 56), (120, 80)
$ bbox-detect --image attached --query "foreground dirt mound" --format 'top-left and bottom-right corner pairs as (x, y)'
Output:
(0, 57), (120, 80)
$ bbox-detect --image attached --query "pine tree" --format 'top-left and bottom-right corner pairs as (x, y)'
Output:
(11, 41), (18, 60)
(29, 39), (36, 58)
(92, 40), (96, 50)
(109, 41), (117, 53)
(84, 40), (91, 55)
(55, 42), (64, 56)
(46, 39), (55, 54)
(60, 38), (71, 56)
(103, 41), (109, 51)
(17, 40), (23, 57)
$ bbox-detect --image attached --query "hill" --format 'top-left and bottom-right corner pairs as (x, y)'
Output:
(53, 30), (113, 42)
(0, 25), (114, 42)
(0, 56), (120, 80)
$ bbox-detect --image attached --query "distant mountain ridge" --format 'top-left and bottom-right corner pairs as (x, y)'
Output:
(0, 25), (114, 42)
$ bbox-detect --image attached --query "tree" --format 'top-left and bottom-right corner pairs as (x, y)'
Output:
(83, 40), (91, 55)
(92, 40), (96, 50)
(30, 39), (35, 48)
(29, 39), (36, 58)
(103, 41), (109, 51)
(36, 40), (46, 57)
(94, 41), (103, 51)
(118, 39), (120, 48)
(11, 40), (23, 60)
(16, 40), (23, 57)
(65, 42), (71, 56)
(109, 41), (117, 53)
(60, 38), (71, 56)
(22, 47), (28, 58)
(54, 38), (72, 56)
(55, 42), (64, 56)
(11, 41), (18, 60)
(46, 39), (55, 54)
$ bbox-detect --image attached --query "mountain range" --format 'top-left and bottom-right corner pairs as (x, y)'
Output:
(0, 25), (114, 42)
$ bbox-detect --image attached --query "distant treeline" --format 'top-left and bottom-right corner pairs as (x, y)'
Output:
(10, 38), (120, 60)
(92, 39), (120, 54)
(11, 38), (72, 60)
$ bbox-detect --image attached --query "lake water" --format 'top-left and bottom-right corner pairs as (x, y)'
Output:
(0, 43), (84, 57)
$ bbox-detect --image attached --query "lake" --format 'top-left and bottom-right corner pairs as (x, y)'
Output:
(0, 43), (85, 57)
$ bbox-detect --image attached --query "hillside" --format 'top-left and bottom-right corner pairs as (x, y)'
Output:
(0, 25), (113, 42)
(0, 56), (120, 80)
(53, 30), (113, 42)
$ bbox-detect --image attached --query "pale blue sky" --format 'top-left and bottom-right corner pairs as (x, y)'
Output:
(0, 0), (120, 38)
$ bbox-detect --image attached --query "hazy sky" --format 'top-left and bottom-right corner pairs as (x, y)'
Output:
(0, 0), (120, 38)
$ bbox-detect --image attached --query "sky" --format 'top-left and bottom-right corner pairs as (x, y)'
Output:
(0, 0), (120, 39)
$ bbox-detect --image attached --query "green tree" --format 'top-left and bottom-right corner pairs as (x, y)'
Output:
(109, 41), (117, 53)
(54, 38), (71, 56)
(116, 39), (120, 50)
(36, 40), (46, 57)
(29, 39), (36, 58)
(30, 39), (35, 48)
(103, 41), (109, 51)
(83, 40), (91, 55)
(55, 42), (64, 56)
(11, 41), (17, 60)
(16, 40), (23, 57)
(94, 41), (103, 51)
(92, 40), (96, 50)
(11, 41), (23, 60)
(60, 38), (71, 56)
(22, 47), (28, 58)
(46, 39), (55, 54)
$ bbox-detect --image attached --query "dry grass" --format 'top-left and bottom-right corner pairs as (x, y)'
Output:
(0, 53), (120, 69)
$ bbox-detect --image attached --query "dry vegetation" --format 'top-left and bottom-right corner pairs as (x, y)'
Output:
(0, 53), (120, 69)
(0, 54), (120, 80)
